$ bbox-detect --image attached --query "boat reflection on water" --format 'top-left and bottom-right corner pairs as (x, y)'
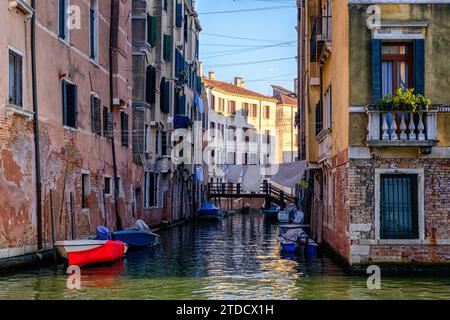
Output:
(80, 260), (125, 289)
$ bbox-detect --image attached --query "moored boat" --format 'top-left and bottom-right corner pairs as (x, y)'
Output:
(197, 203), (224, 220)
(112, 229), (160, 248)
(54, 240), (127, 267)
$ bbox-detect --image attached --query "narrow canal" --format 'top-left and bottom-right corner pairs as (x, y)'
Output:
(1, 213), (450, 300)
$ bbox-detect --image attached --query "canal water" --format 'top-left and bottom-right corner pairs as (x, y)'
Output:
(0, 213), (450, 300)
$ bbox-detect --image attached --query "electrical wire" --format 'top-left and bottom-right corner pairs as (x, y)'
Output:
(198, 5), (295, 15)
(201, 32), (294, 44)
(203, 56), (296, 68)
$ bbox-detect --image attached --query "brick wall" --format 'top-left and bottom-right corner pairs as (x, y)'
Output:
(349, 157), (450, 265)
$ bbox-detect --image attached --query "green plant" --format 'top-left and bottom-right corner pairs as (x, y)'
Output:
(376, 89), (431, 112)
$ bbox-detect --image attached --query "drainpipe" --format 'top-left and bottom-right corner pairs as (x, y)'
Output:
(109, 0), (122, 231)
(31, 0), (43, 250)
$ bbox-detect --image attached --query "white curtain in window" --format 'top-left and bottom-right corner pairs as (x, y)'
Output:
(382, 61), (393, 96)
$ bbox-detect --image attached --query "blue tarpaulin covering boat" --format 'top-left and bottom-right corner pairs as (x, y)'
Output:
(112, 230), (160, 248)
(96, 223), (160, 248)
(197, 203), (224, 220)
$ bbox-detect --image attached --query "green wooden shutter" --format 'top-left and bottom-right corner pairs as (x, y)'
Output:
(163, 35), (172, 61)
(413, 39), (425, 95)
(147, 15), (157, 47)
(371, 39), (382, 104)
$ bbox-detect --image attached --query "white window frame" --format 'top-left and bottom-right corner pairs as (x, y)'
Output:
(103, 174), (112, 197)
(58, 0), (70, 44)
(7, 46), (24, 108)
(374, 168), (425, 244)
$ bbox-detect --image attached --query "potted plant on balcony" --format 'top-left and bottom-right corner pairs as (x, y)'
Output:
(375, 88), (431, 112)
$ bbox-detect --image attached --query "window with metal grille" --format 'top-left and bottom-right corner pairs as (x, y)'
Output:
(8, 50), (22, 107)
(62, 80), (78, 128)
(121, 112), (129, 147)
(380, 174), (419, 239)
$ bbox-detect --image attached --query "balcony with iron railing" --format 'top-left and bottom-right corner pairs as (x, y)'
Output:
(310, 16), (332, 63)
(366, 106), (439, 150)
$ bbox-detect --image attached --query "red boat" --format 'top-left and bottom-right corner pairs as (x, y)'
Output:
(55, 240), (128, 267)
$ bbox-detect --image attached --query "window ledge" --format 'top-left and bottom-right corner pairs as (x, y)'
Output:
(63, 125), (77, 132)
(4, 104), (34, 119)
(9, 0), (34, 18)
(366, 140), (437, 148)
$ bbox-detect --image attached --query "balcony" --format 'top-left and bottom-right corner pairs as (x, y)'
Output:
(366, 107), (438, 150)
(310, 16), (332, 64)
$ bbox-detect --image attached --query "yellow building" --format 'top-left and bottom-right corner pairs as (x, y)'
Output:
(272, 85), (299, 163)
(298, 0), (450, 270)
(202, 73), (278, 182)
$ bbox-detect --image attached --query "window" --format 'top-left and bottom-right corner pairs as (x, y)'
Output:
(81, 173), (90, 209)
(228, 100), (236, 115)
(62, 80), (78, 128)
(146, 14), (157, 47)
(323, 86), (332, 130)
(104, 176), (112, 196)
(175, 2), (183, 28)
(242, 103), (249, 116)
(211, 94), (215, 111)
(382, 43), (413, 96)
(251, 104), (258, 117)
(155, 129), (161, 155)
(380, 174), (419, 239)
(58, 0), (69, 41)
(121, 112), (129, 147)
(91, 94), (101, 135)
(144, 172), (159, 208)
(144, 124), (149, 153)
(145, 66), (156, 104)
(163, 34), (172, 61)
(263, 105), (270, 119)
(89, 1), (98, 60)
(315, 101), (322, 136)
(8, 50), (22, 107)
(102, 106), (109, 136)
(161, 131), (168, 156)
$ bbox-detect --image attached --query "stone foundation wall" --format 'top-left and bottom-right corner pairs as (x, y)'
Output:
(349, 157), (450, 265)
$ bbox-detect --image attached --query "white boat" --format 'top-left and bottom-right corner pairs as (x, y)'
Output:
(54, 240), (113, 259)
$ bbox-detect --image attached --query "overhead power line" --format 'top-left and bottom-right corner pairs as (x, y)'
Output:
(202, 32), (294, 44)
(204, 56), (296, 68)
(198, 5), (295, 15)
(201, 41), (294, 59)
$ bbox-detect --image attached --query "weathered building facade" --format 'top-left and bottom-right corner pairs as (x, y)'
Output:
(1, 0), (203, 264)
(1, 0), (135, 260)
(298, 0), (450, 270)
(131, 0), (203, 225)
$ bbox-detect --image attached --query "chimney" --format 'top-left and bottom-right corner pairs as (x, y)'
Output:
(198, 61), (203, 77)
(208, 71), (215, 80)
(234, 77), (244, 88)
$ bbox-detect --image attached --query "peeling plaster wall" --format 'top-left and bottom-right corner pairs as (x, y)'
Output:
(1, 0), (141, 259)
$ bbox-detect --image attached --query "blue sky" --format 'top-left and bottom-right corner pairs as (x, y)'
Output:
(196, 0), (297, 96)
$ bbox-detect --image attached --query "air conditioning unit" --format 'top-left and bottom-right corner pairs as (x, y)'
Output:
(186, 60), (194, 67)
(159, 156), (171, 173)
(176, 41), (184, 49)
(149, 121), (159, 128)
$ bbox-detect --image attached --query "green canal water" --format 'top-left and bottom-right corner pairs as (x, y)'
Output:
(0, 213), (449, 300)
